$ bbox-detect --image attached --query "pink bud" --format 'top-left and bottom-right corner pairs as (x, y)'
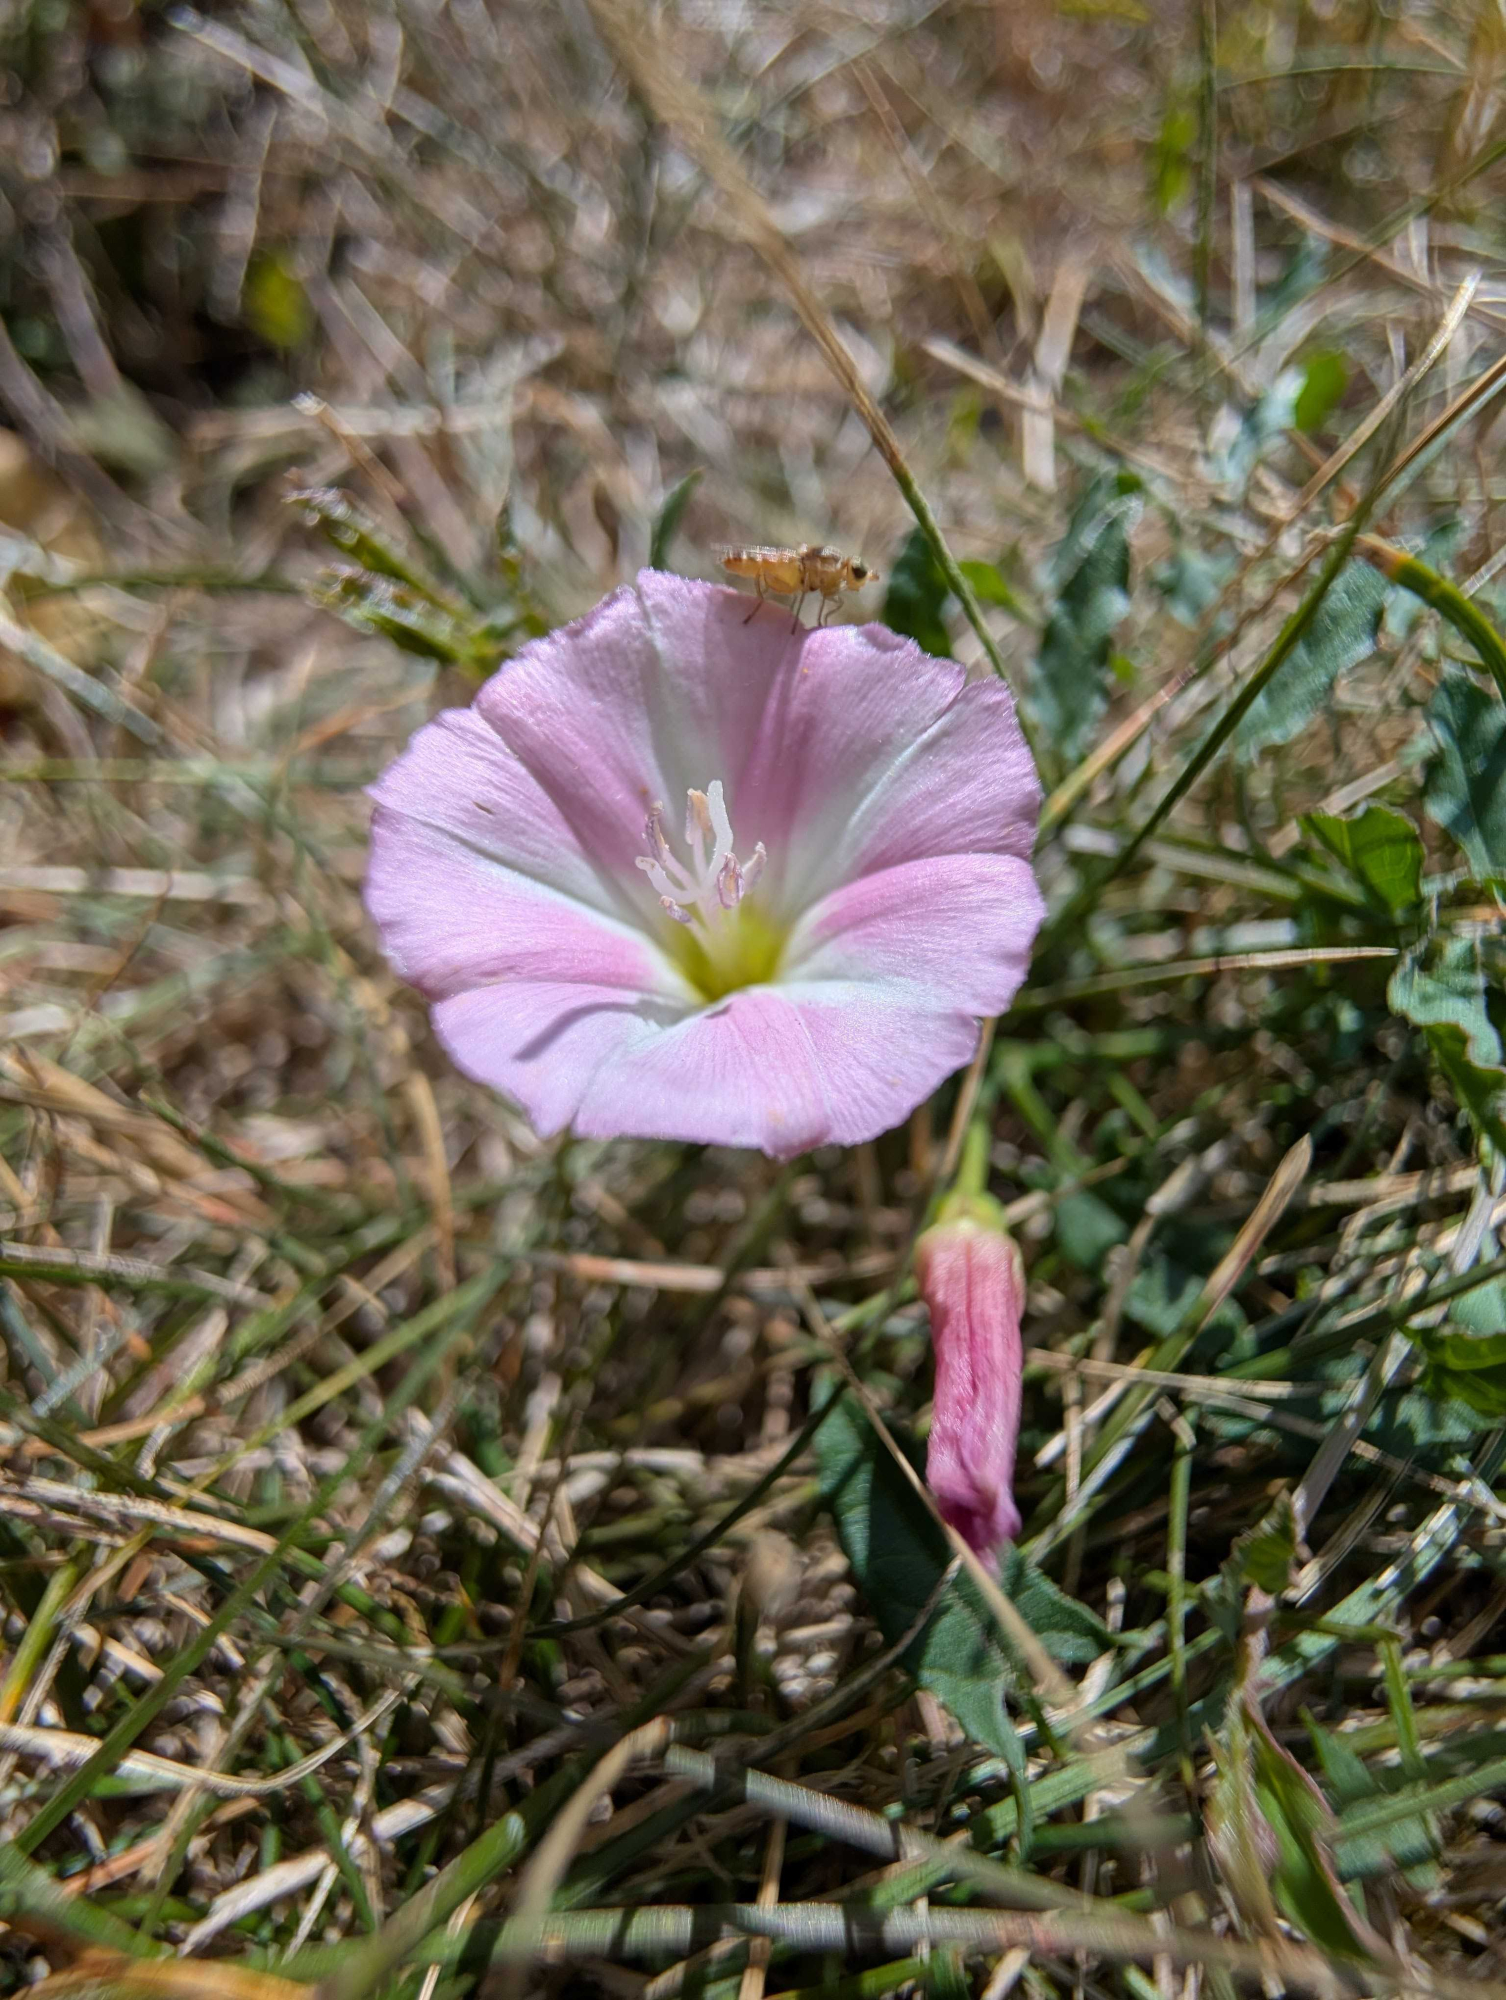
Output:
(915, 1205), (1026, 1560)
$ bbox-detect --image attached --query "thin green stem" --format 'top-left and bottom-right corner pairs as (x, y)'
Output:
(1358, 534), (1506, 702)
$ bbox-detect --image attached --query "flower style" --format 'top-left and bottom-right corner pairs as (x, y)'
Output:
(916, 1192), (1027, 1559)
(364, 570), (1042, 1157)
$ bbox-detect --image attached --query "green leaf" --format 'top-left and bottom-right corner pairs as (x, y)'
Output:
(1313, 1710), (1439, 1887)
(882, 525), (953, 659)
(1152, 544), (1234, 627)
(1391, 934), (1505, 1069)
(815, 1394), (1110, 1767)
(1414, 1279), (1506, 1417)
(1246, 1704), (1385, 1959)
(1029, 473), (1138, 763)
(1202, 1491), (1298, 1644)
(1209, 1693), (1383, 1961)
(958, 557), (1032, 621)
(1150, 102), (1196, 213)
(1389, 934), (1506, 1149)
(923, 1948), (973, 2000)
(1303, 805), (1424, 919)
(1422, 666), (1506, 879)
(1294, 351), (1349, 435)
(649, 469), (702, 573)
(1236, 561), (1388, 757)
(311, 567), (491, 667)
(292, 487), (449, 599)
(1053, 1190), (1129, 1272)
(1227, 1490), (1298, 1595)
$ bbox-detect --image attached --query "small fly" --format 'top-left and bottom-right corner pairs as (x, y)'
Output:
(717, 543), (879, 629)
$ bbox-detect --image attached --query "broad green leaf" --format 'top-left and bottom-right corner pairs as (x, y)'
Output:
(1294, 351), (1349, 435)
(1415, 1279), (1506, 1417)
(1423, 666), (1506, 879)
(1309, 1714), (1437, 1885)
(1053, 1189), (1129, 1272)
(1152, 544), (1234, 627)
(1303, 805), (1424, 919)
(1125, 1255), (1247, 1346)
(882, 525), (953, 659)
(816, 1394), (1110, 1770)
(1389, 934), (1506, 1149)
(1429, 1026), (1506, 1153)
(649, 469), (702, 573)
(1203, 1491), (1298, 1644)
(1029, 473), (1138, 763)
(1236, 561), (1388, 757)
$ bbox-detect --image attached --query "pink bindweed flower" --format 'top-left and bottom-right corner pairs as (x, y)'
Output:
(364, 570), (1042, 1157)
(916, 1192), (1026, 1558)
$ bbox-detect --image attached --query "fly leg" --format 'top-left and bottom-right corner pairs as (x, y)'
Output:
(742, 577), (767, 625)
(790, 590), (807, 632)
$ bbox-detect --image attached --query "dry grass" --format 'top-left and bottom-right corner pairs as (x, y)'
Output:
(0, 2), (1505, 1996)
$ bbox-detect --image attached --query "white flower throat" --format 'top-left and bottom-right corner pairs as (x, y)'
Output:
(636, 780), (766, 931)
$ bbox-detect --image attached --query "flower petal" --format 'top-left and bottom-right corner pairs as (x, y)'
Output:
(432, 981), (691, 1137)
(784, 851), (1044, 1015)
(475, 575), (797, 893)
(369, 706), (632, 918)
(364, 572), (1047, 1156)
(835, 677), (1041, 883)
(366, 708), (685, 1003)
(637, 586), (998, 910)
(572, 981), (980, 1157)
(473, 576), (1032, 918)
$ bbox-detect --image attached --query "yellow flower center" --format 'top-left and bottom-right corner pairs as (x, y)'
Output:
(635, 782), (785, 1002)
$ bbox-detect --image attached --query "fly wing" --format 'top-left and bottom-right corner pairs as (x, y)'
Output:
(715, 546), (803, 592)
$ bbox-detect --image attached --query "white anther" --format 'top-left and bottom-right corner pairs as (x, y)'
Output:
(635, 779), (764, 936)
(685, 788), (713, 852)
(705, 780), (734, 867)
(644, 803), (674, 864)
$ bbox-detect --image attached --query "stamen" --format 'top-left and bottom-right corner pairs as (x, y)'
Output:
(644, 804), (675, 867)
(635, 780), (765, 937)
(685, 788), (712, 854)
(705, 780), (734, 864)
(635, 855), (682, 903)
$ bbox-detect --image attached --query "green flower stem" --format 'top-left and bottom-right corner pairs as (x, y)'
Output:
(953, 1118), (992, 1202)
